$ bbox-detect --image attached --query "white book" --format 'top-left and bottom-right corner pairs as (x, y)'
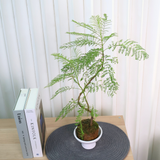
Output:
(25, 88), (46, 157)
(13, 89), (33, 158)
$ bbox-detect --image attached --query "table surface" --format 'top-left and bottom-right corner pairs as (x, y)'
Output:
(0, 116), (134, 160)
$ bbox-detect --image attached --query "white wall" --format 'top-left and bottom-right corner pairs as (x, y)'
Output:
(0, 0), (160, 159)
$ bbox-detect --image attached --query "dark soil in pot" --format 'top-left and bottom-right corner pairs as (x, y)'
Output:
(76, 119), (99, 141)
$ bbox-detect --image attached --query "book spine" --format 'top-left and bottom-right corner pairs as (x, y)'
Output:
(39, 99), (46, 151)
(25, 109), (43, 157)
(13, 110), (33, 158)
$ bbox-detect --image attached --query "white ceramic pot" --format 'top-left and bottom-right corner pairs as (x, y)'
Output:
(73, 126), (103, 150)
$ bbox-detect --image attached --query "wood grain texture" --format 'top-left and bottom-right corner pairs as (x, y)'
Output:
(0, 116), (134, 160)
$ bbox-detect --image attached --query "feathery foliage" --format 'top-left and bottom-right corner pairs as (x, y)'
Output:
(46, 14), (149, 139)
(55, 99), (78, 122)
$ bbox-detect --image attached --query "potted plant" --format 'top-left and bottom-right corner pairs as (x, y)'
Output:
(45, 14), (148, 149)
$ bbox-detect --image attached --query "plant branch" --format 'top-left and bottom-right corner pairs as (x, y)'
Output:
(77, 32), (104, 126)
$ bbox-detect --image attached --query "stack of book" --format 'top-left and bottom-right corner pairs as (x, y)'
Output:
(13, 88), (46, 159)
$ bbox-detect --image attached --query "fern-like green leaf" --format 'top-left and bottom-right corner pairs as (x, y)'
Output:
(52, 53), (70, 63)
(62, 48), (102, 75)
(45, 73), (73, 88)
(56, 99), (78, 121)
(103, 75), (119, 97)
(72, 20), (97, 35)
(60, 37), (98, 49)
(91, 107), (98, 118)
(108, 40), (149, 60)
(103, 32), (117, 43)
(66, 32), (98, 39)
(51, 86), (73, 99)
